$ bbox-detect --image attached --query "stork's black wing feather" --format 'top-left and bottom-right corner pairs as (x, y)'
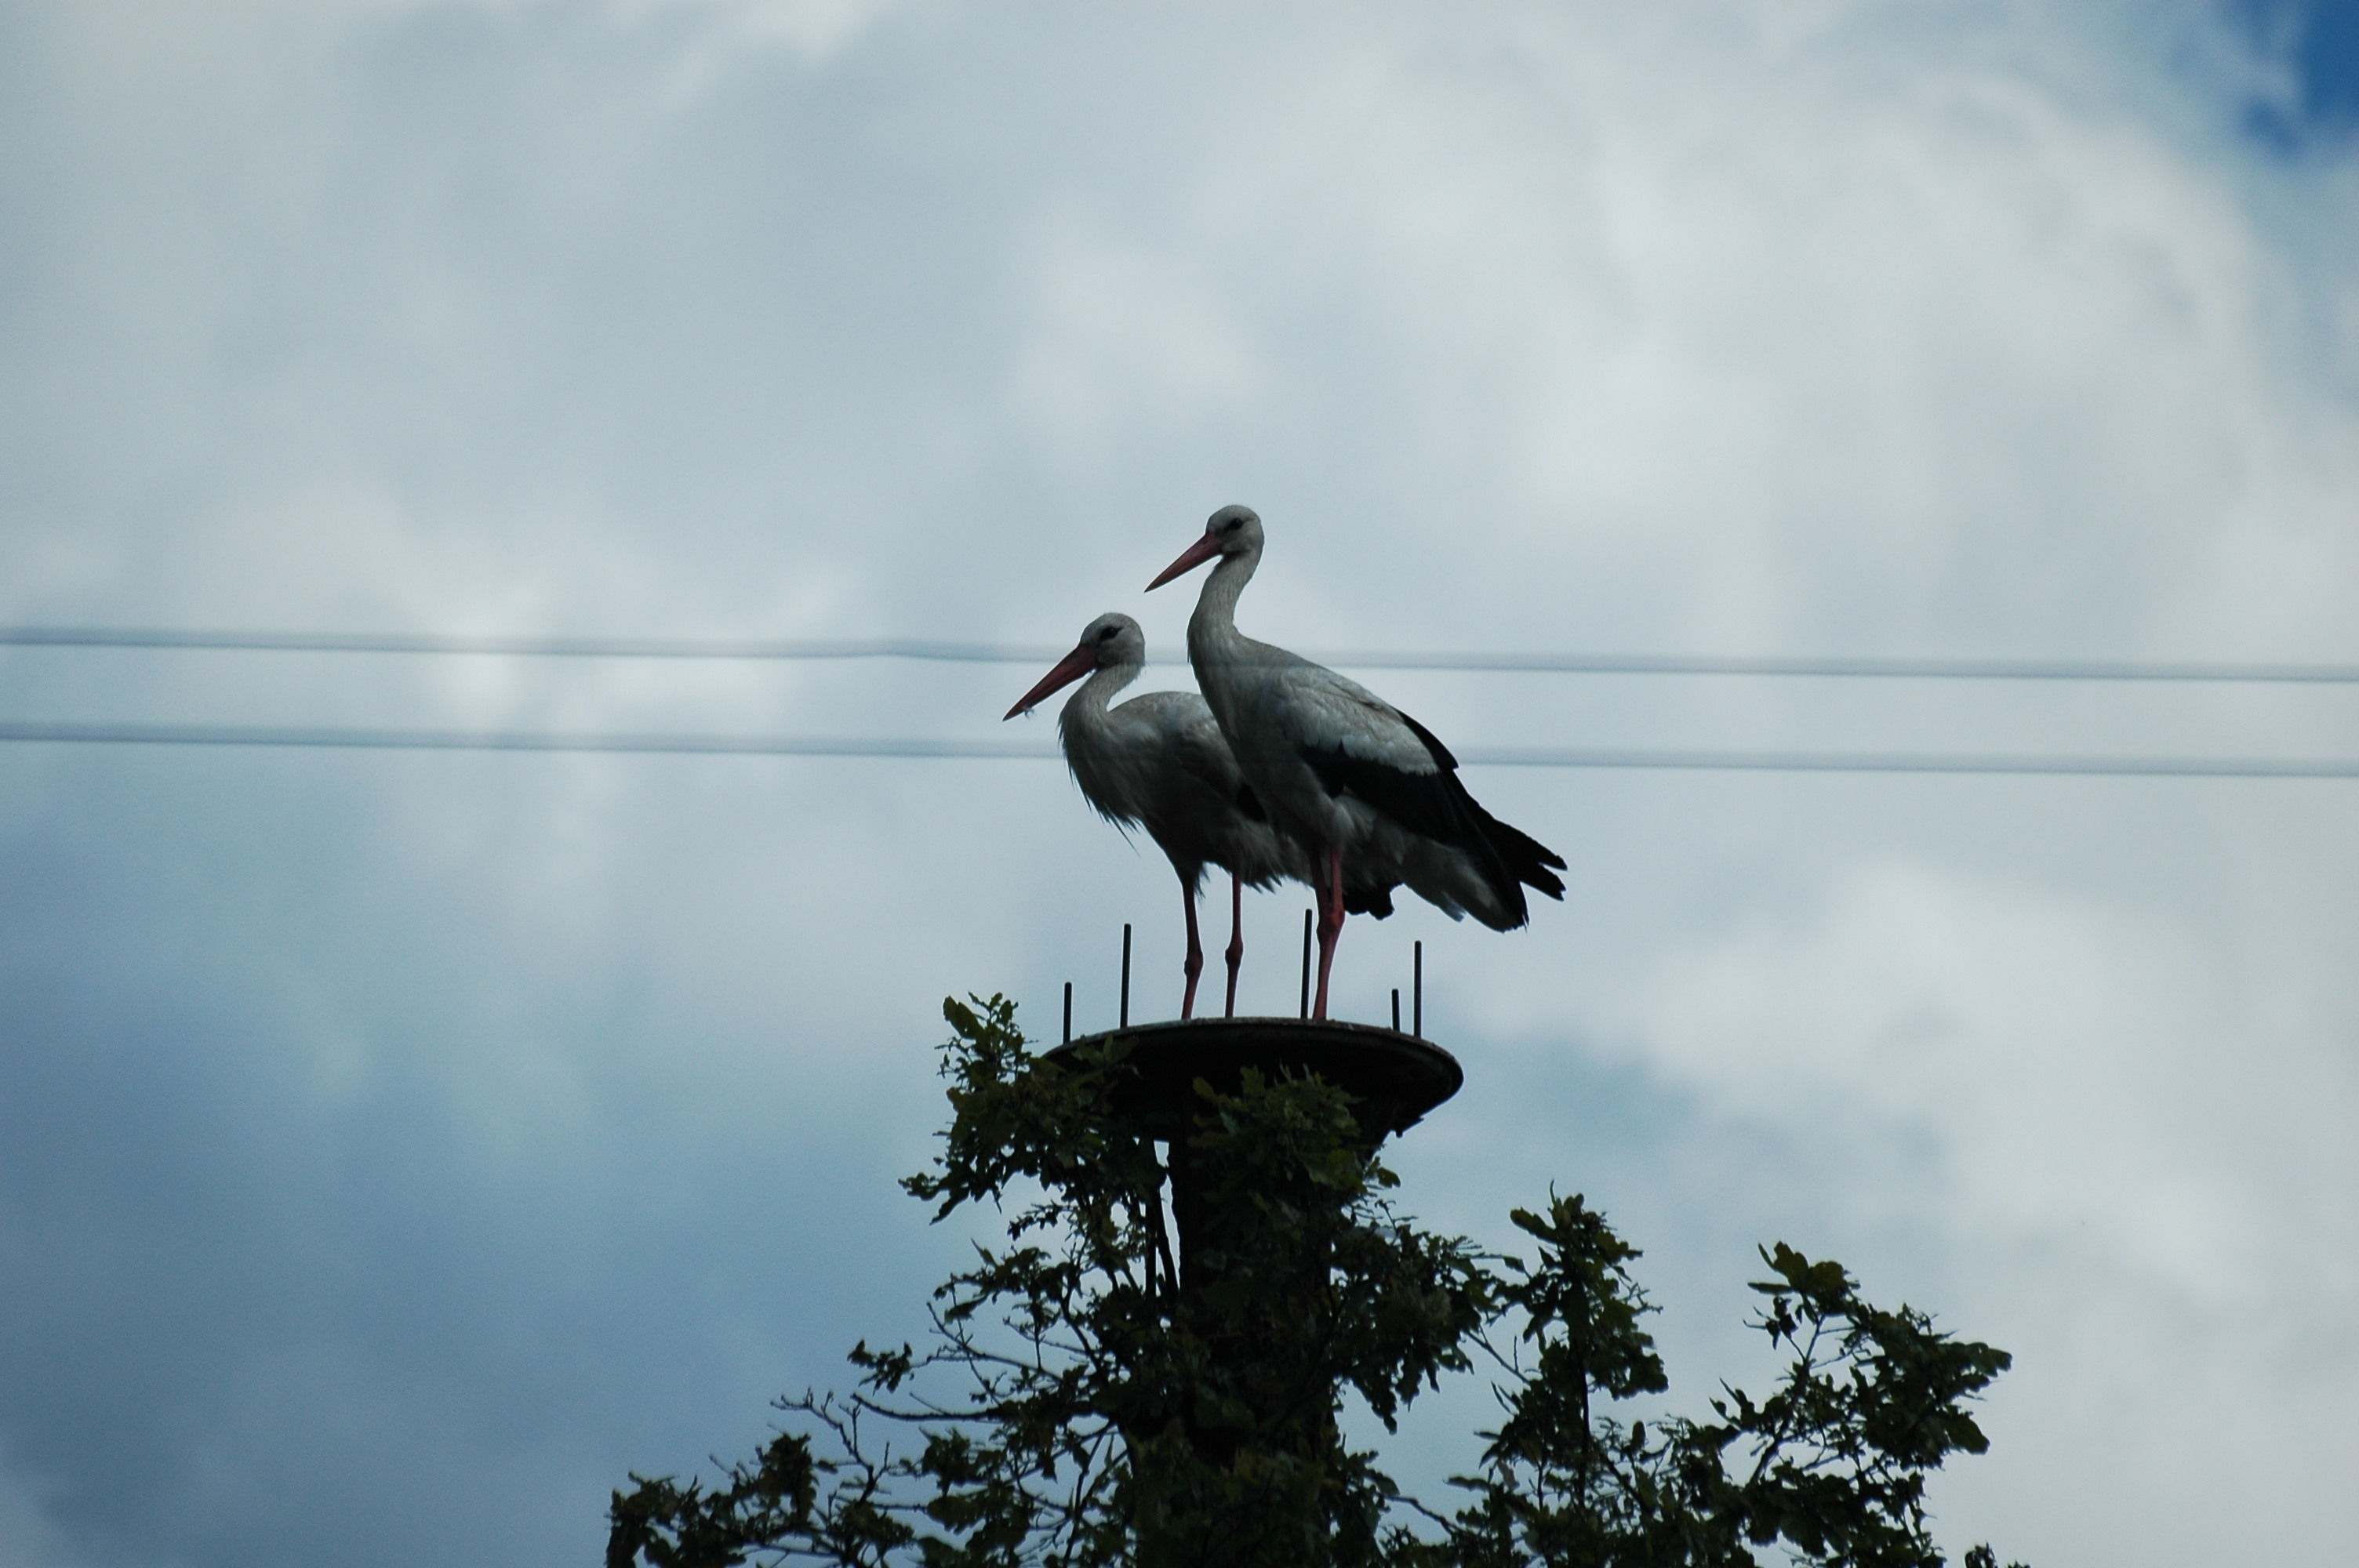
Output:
(1395, 711), (1459, 771)
(1299, 707), (1565, 925)
(1299, 746), (1460, 846)
(1394, 713), (1564, 898)
(1465, 799), (1566, 902)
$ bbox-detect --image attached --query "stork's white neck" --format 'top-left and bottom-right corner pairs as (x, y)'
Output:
(1185, 543), (1259, 664)
(1056, 654), (1143, 743)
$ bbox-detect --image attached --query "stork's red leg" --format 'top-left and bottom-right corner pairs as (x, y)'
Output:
(1313, 844), (1344, 1021)
(1223, 873), (1245, 1018)
(1180, 875), (1205, 1021)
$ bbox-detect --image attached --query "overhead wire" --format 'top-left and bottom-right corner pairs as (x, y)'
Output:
(1, 720), (2350, 777)
(5, 626), (2352, 777)
(4, 626), (2356, 684)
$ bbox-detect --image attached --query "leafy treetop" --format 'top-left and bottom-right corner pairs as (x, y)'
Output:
(609, 994), (2025, 1568)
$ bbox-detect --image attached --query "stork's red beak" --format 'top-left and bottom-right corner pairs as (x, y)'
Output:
(1003, 643), (1098, 720)
(1147, 532), (1223, 591)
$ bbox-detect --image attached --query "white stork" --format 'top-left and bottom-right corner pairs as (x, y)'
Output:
(1147, 505), (1566, 1021)
(1006, 612), (1393, 1019)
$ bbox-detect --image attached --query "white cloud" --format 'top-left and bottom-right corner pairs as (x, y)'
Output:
(1620, 857), (2356, 1295)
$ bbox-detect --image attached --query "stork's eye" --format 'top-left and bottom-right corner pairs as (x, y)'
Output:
(1220, 518), (1243, 535)
(1097, 626), (1118, 641)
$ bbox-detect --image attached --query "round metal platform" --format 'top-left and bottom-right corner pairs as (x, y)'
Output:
(1041, 1016), (1463, 1142)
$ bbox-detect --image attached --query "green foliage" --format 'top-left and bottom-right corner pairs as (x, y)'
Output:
(609, 994), (2026, 1568)
(1427, 1192), (1676, 1566)
(1677, 1243), (2019, 1566)
(607, 1428), (818, 1568)
(1438, 1220), (2022, 1568)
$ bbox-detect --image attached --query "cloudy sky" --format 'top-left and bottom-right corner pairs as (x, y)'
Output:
(3, 2), (2355, 1563)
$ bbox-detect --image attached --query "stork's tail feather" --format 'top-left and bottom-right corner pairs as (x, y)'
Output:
(1474, 809), (1567, 901)
(1294, 723), (1563, 925)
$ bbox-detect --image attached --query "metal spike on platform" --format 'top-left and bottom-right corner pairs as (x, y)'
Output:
(1413, 942), (1423, 1038)
(1121, 923), (1132, 1028)
(1063, 982), (1073, 1044)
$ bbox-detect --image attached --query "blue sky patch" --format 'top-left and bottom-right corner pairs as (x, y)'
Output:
(2232, 0), (2359, 151)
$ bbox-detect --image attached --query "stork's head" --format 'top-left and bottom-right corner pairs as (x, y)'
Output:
(1002, 612), (1144, 720)
(1147, 503), (1260, 590)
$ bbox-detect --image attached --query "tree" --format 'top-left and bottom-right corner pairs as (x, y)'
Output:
(609, 996), (2026, 1568)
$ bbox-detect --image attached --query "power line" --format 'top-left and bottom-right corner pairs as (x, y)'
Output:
(3, 627), (2354, 684)
(0, 628), (1063, 662)
(1461, 746), (2357, 777)
(2, 720), (2350, 777)
(0, 721), (1055, 760)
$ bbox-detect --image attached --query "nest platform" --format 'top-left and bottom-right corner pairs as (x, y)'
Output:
(1042, 1016), (1462, 1144)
